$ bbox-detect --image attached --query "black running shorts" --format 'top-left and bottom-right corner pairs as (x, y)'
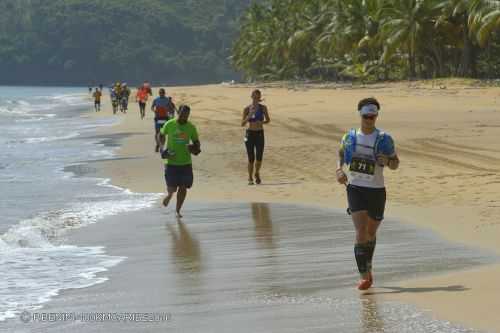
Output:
(164, 164), (193, 189)
(347, 184), (386, 221)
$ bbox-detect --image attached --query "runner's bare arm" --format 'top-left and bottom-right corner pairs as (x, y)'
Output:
(336, 149), (348, 184)
(263, 106), (270, 124)
(241, 107), (250, 127)
(169, 98), (177, 113)
(337, 149), (344, 169)
(159, 132), (166, 146)
(189, 140), (201, 155)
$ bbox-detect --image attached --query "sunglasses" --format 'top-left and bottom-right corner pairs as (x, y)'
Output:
(362, 114), (377, 120)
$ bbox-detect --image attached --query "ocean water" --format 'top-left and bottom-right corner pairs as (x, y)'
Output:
(0, 87), (159, 321)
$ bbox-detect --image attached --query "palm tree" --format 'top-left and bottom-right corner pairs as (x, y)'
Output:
(379, 0), (441, 79)
(315, 0), (383, 80)
(468, 0), (500, 47)
(231, 0), (500, 81)
(232, 3), (272, 80)
(440, 0), (498, 77)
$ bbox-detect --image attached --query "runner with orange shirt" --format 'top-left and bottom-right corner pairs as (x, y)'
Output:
(136, 86), (149, 119)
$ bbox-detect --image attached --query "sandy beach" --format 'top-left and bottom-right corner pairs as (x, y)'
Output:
(85, 81), (500, 331)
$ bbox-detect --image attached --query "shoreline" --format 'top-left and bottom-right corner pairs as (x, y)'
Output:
(6, 201), (491, 332)
(86, 82), (500, 331)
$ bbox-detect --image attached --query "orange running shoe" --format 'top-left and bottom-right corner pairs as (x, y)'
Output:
(357, 278), (373, 290)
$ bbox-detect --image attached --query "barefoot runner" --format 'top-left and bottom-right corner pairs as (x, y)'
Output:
(159, 105), (201, 218)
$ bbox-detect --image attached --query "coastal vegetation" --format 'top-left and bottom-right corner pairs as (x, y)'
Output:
(4, 0), (500, 85)
(232, 0), (500, 81)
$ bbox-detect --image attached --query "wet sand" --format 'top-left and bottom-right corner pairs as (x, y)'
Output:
(5, 203), (494, 332)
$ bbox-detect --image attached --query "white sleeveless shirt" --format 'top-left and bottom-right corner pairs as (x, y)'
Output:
(347, 130), (385, 188)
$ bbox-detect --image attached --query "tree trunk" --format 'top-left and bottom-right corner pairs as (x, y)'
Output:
(429, 40), (443, 77)
(408, 44), (416, 79)
(459, 14), (477, 77)
(487, 41), (492, 79)
(383, 64), (389, 81)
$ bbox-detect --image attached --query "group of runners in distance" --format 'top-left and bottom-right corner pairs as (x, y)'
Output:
(90, 82), (152, 116)
(91, 84), (399, 291)
(109, 82), (131, 114)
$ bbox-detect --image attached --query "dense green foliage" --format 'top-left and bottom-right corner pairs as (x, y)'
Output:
(0, 0), (252, 85)
(232, 0), (500, 81)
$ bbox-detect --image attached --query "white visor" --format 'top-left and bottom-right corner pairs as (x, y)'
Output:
(359, 104), (379, 116)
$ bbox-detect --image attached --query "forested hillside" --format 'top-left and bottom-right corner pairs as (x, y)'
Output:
(5, 0), (500, 85)
(0, 0), (252, 85)
(232, 0), (500, 82)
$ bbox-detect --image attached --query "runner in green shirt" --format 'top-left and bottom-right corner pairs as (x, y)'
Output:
(159, 105), (201, 218)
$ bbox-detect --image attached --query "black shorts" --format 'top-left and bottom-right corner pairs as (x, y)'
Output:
(94, 101), (101, 106)
(164, 164), (193, 189)
(347, 185), (386, 221)
(139, 102), (146, 109)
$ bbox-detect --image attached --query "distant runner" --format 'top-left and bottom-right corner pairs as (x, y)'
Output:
(120, 83), (130, 113)
(92, 88), (102, 112)
(114, 82), (122, 113)
(110, 86), (118, 114)
(241, 89), (270, 185)
(143, 81), (153, 96)
(152, 88), (176, 152)
(136, 85), (149, 119)
(336, 97), (399, 290)
(159, 105), (201, 218)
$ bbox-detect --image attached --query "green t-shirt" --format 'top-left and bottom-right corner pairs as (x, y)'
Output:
(160, 119), (199, 165)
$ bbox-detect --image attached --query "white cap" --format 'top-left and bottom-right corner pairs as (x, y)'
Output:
(359, 104), (379, 116)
